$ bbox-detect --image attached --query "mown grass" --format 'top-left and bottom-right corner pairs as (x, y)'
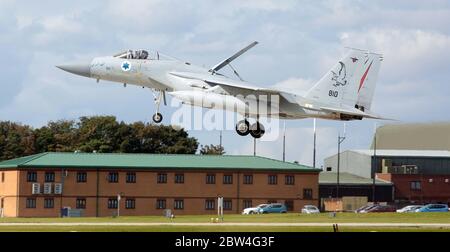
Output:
(0, 225), (449, 232)
(1, 212), (450, 224)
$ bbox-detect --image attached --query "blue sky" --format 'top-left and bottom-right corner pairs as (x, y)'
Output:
(1, 0), (450, 167)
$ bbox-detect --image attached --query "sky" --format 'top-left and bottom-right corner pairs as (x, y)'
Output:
(1, 0), (450, 167)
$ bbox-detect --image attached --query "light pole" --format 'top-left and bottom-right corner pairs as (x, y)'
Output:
(313, 119), (317, 169)
(117, 192), (123, 217)
(283, 121), (286, 162)
(336, 124), (346, 199)
(372, 123), (377, 203)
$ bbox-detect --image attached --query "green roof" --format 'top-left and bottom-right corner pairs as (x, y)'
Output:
(319, 172), (392, 185)
(0, 152), (319, 172)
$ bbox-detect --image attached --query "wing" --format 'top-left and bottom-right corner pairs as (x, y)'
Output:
(169, 71), (278, 94)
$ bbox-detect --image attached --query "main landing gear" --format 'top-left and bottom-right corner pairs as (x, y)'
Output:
(151, 89), (165, 123)
(235, 119), (265, 138)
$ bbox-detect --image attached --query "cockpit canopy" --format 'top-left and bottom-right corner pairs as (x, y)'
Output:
(113, 49), (176, 61)
(114, 49), (150, 60)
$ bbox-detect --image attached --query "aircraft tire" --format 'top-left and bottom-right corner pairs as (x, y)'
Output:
(152, 113), (163, 123)
(235, 120), (250, 136)
(249, 122), (265, 138)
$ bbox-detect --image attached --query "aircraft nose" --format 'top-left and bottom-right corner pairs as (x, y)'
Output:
(56, 60), (92, 78)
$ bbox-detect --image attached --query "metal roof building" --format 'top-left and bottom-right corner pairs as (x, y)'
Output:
(0, 152), (319, 172)
(323, 149), (450, 204)
(324, 149), (450, 178)
(371, 122), (450, 151)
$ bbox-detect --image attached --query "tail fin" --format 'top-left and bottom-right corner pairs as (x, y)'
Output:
(305, 49), (367, 107)
(355, 52), (383, 111)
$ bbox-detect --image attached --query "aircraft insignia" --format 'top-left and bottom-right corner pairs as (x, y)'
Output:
(121, 61), (131, 71)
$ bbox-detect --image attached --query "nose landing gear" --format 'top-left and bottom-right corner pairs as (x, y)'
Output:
(151, 89), (166, 124)
(152, 112), (163, 123)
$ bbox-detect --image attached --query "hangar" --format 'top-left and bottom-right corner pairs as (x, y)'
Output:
(324, 149), (450, 204)
(0, 152), (320, 217)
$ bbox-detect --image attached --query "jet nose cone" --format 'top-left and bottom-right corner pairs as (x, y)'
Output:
(56, 61), (92, 78)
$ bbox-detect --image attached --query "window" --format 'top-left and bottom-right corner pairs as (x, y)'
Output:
(410, 181), (421, 190)
(1, 172), (4, 182)
(285, 175), (295, 185)
(267, 200), (277, 204)
(125, 198), (136, 209)
(174, 199), (184, 210)
(108, 172), (119, 183)
(205, 199), (215, 210)
(108, 198), (118, 209)
(243, 175), (253, 184)
(285, 200), (294, 211)
(44, 198), (54, 208)
(206, 174), (216, 184)
(223, 199), (232, 210)
(268, 175), (277, 185)
(156, 199), (166, 209)
(271, 203), (282, 209)
(26, 198), (36, 208)
(27, 171), (37, 182)
(326, 167), (332, 172)
(223, 174), (233, 184)
(76, 198), (86, 209)
(303, 188), (313, 199)
(77, 172), (87, 183)
(175, 174), (184, 184)
(126, 172), (136, 183)
(45, 172), (55, 182)
(243, 200), (252, 209)
(157, 173), (167, 184)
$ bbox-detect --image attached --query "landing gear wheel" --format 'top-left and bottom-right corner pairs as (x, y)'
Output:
(152, 113), (163, 123)
(250, 122), (265, 139)
(235, 120), (250, 136)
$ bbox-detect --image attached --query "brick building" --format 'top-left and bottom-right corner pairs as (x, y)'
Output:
(0, 152), (320, 217)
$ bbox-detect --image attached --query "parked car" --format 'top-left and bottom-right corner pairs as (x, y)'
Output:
(396, 205), (423, 213)
(361, 205), (396, 213)
(242, 204), (268, 214)
(301, 205), (320, 214)
(358, 204), (379, 213)
(415, 204), (449, 213)
(355, 204), (375, 213)
(258, 203), (287, 214)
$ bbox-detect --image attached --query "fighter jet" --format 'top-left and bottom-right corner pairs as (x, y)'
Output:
(57, 42), (384, 138)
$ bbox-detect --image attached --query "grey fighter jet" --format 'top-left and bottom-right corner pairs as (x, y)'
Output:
(57, 42), (384, 138)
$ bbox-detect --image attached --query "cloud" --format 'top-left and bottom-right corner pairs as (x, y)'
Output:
(340, 29), (450, 80)
(1, 0), (450, 163)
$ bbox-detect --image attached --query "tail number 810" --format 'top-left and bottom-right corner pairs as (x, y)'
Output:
(328, 90), (338, 97)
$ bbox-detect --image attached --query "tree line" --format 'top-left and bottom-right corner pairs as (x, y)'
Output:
(0, 116), (224, 161)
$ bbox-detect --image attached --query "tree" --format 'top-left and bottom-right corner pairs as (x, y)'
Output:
(199, 144), (225, 155)
(0, 121), (35, 160)
(34, 120), (77, 153)
(76, 116), (120, 153)
(0, 116), (201, 160)
(133, 123), (198, 154)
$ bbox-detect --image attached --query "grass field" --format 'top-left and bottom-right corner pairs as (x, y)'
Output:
(1, 213), (450, 232)
(1, 212), (450, 223)
(0, 225), (449, 232)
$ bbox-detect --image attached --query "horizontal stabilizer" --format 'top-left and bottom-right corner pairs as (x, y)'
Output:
(320, 106), (391, 120)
